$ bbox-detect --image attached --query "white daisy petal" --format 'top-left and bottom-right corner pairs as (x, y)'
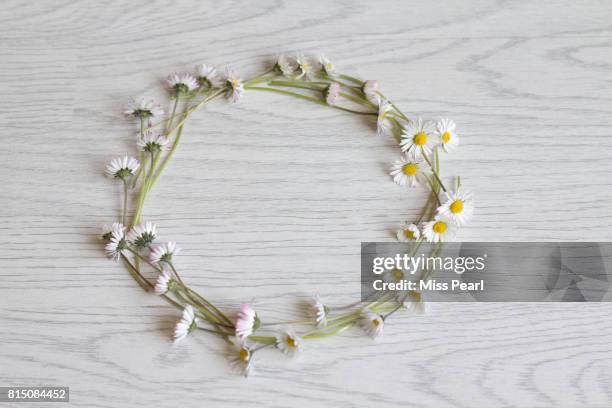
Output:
(149, 241), (181, 265)
(230, 342), (254, 377)
(166, 73), (199, 93)
(319, 55), (336, 77)
(312, 295), (327, 327)
(396, 223), (420, 242)
(276, 327), (302, 357)
(225, 68), (244, 103)
(422, 215), (458, 243)
(435, 118), (459, 153)
(104, 223), (128, 261)
(377, 99), (394, 137)
(174, 305), (196, 342)
(389, 152), (429, 188)
(105, 155), (140, 180)
(137, 130), (169, 153)
(195, 64), (223, 88)
(295, 53), (315, 80)
(124, 98), (164, 119)
(399, 118), (434, 157)
(360, 311), (384, 339)
(325, 83), (340, 106)
(436, 189), (474, 226)
(235, 304), (258, 340)
(362, 80), (379, 104)
(154, 268), (174, 295)
(126, 221), (157, 247)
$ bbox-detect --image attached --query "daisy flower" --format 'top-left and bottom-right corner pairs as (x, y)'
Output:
(325, 82), (340, 106)
(312, 295), (328, 327)
(362, 80), (379, 104)
(104, 223), (128, 261)
(360, 310), (384, 339)
(154, 267), (175, 295)
(230, 342), (254, 377)
(105, 155), (140, 180)
(276, 328), (302, 357)
(166, 72), (199, 94)
(389, 153), (428, 188)
(406, 290), (426, 314)
(437, 189), (474, 226)
(225, 69), (244, 103)
(274, 54), (296, 77)
(295, 53), (314, 80)
(377, 99), (394, 137)
(235, 303), (259, 340)
(400, 118), (434, 156)
(319, 55), (336, 76)
(149, 241), (181, 265)
(123, 98), (163, 119)
(422, 215), (458, 243)
(137, 129), (169, 153)
(126, 221), (157, 248)
(435, 118), (459, 153)
(174, 305), (197, 342)
(396, 223), (420, 242)
(100, 222), (121, 241)
(383, 268), (407, 285)
(195, 64), (223, 89)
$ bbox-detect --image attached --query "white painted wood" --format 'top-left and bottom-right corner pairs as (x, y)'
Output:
(1, 0), (612, 406)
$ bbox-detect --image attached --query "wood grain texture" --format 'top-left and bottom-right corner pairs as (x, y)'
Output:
(1, 0), (612, 407)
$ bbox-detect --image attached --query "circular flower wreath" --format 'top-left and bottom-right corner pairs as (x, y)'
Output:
(102, 53), (474, 377)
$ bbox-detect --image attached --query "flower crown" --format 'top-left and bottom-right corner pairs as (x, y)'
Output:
(102, 53), (474, 377)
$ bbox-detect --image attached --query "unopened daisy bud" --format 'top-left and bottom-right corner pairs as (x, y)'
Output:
(422, 215), (458, 243)
(389, 152), (428, 188)
(274, 54), (296, 77)
(195, 64), (223, 90)
(295, 53), (314, 80)
(276, 328), (302, 357)
(166, 72), (199, 94)
(149, 241), (181, 265)
(174, 305), (197, 342)
(400, 118), (434, 156)
(319, 55), (336, 77)
(376, 99), (394, 137)
(360, 310), (384, 339)
(225, 69), (244, 103)
(105, 155), (140, 180)
(154, 268), (176, 295)
(396, 223), (420, 242)
(230, 342), (254, 377)
(435, 118), (459, 153)
(235, 303), (259, 340)
(124, 98), (164, 119)
(312, 295), (328, 327)
(324, 82), (340, 106)
(362, 80), (379, 104)
(437, 189), (474, 226)
(104, 223), (128, 261)
(126, 221), (157, 248)
(137, 129), (169, 153)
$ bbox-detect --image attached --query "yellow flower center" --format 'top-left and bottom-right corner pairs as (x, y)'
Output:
(393, 268), (405, 280)
(433, 221), (447, 234)
(442, 131), (451, 144)
(239, 347), (249, 362)
(402, 163), (418, 176)
(413, 132), (428, 146)
(286, 335), (296, 348)
(301, 63), (311, 71)
(450, 200), (464, 214)
(403, 228), (415, 240)
(372, 318), (380, 327)
(409, 290), (422, 302)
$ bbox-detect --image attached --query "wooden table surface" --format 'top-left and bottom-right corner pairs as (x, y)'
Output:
(1, 1), (612, 407)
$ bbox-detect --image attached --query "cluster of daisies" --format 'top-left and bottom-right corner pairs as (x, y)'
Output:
(386, 117), (474, 244)
(101, 53), (471, 377)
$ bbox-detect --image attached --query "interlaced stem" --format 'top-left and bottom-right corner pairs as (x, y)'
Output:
(118, 67), (452, 348)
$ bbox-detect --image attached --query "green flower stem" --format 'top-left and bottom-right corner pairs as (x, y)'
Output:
(131, 117), (146, 188)
(246, 86), (377, 116)
(242, 70), (276, 86)
(127, 247), (162, 272)
(185, 286), (234, 328)
(166, 97), (179, 134)
(268, 80), (326, 90)
(121, 180), (128, 226)
(421, 147), (447, 192)
(303, 324), (353, 339)
(247, 335), (277, 345)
